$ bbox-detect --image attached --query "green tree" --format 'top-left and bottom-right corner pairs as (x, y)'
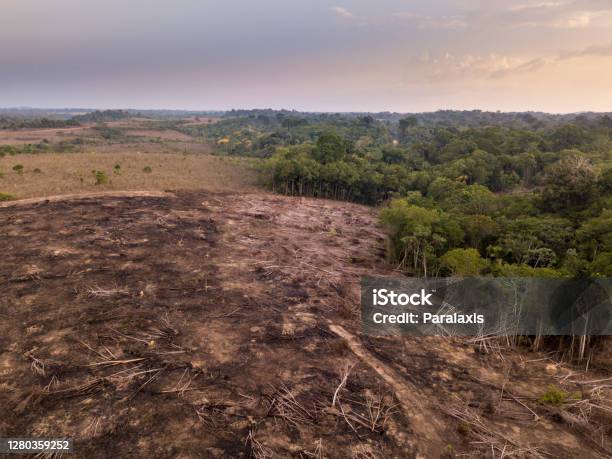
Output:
(399, 116), (418, 141)
(576, 209), (612, 261)
(461, 214), (499, 251)
(313, 131), (347, 164)
(381, 145), (408, 164)
(380, 200), (441, 276)
(440, 248), (487, 276)
(445, 185), (497, 215)
(444, 150), (495, 185)
(496, 216), (573, 266)
(543, 155), (600, 211)
(550, 124), (588, 151)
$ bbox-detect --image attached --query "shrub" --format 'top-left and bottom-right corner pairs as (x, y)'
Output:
(113, 164), (121, 173)
(539, 385), (580, 405)
(33, 168), (42, 174)
(143, 166), (152, 173)
(0, 192), (15, 201)
(13, 164), (24, 174)
(493, 263), (565, 278)
(0, 145), (18, 156)
(92, 170), (109, 185)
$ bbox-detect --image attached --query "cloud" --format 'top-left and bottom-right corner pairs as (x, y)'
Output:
(489, 58), (548, 78)
(331, 2), (610, 31)
(507, 2), (565, 13)
(417, 42), (612, 82)
(468, 1), (612, 29)
(393, 12), (467, 30)
(560, 43), (612, 59)
(406, 53), (530, 82)
(551, 11), (595, 28)
(332, 6), (353, 19)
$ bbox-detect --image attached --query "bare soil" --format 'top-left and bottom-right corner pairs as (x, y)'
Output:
(1, 191), (610, 458)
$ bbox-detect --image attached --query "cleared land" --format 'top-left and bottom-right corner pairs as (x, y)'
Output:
(1, 191), (610, 458)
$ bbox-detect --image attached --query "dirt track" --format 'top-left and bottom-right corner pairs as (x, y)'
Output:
(1, 191), (610, 458)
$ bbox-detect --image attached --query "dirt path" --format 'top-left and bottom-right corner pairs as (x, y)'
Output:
(1, 191), (609, 458)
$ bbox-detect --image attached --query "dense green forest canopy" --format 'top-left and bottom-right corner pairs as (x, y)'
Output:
(183, 109), (611, 279)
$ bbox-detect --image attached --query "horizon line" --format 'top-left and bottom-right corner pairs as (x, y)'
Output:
(2, 106), (612, 116)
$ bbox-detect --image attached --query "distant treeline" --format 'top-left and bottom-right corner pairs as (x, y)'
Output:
(0, 138), (86, 156)
(0, 117), (80, 130)
(70, 109), (131, 123)
(220, 108), (612, 128)
(179, 110), (612, 158)
(0, 109), (131, 129)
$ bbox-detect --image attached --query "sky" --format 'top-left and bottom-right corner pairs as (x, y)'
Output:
(1, 0), (612, 113)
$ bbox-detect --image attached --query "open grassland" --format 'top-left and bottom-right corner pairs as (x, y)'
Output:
(0, 116), (260, 200)
(0, 127), (99, 146)
(0, 115), (220, 144)
(0, 152), (260, 199)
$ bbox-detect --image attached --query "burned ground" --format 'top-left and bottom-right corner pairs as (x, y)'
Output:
(1, 191), (610, 458)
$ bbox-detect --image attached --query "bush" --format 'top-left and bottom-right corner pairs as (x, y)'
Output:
(539, 385), (580, 406)
(0, 192), (15, 201)
(92, 170), (109, 185)
(590, 252), (612, 276)
(143, 166), (152, 173)
(0, 145), (18, 156)
(12, 164), (24, 174)
(493, 263), (565, 278)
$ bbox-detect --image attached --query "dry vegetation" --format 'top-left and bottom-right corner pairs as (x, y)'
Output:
(0, 152), (259, 198)
(0, 126), (98, 146)
(0, 118), (260, 199)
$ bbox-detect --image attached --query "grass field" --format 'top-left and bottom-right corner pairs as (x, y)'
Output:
(0, 152), (260, 199)
(0, 118), (263, 199)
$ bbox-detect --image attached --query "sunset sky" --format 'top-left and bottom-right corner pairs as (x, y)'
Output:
(1, 0), (611, 112)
